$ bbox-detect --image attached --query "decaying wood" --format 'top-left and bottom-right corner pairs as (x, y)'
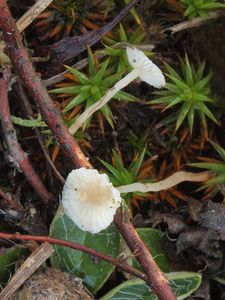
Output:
(16, 0), (53, 33)
(0, 68), (54, 205)
(0, 242), (54, 300)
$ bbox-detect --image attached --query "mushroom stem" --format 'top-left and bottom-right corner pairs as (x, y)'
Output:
(69, 68), (139, 135)
(117, 171), (213, 193)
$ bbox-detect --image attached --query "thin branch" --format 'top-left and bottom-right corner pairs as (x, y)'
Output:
(0, 68), (54, 205)
(16, 0), (53, 33)
(17, 81), (65, 185)
(43, 55), (104, 88)
(0, 0), (91, 169)
(0, 188), (24, 212)
(114, 208), (177, 300)
(0, 232), (148, 283)
(43, 0), (140, 64)
(164, 10), (225, 34)
(0, 242), (54, 300)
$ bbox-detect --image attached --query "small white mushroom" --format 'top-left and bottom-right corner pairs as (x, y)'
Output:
(69, 46), (166, 135)
(62, 168), (122, 233)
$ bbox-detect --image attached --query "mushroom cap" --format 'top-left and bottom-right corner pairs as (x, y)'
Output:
(126, 46), (166, 88)
(62, 168), (122, 233)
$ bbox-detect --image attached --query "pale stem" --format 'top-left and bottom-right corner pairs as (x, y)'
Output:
(69, 68), (139, 135)
(17, 0), (53, 33)
(117, 171), (213, 193)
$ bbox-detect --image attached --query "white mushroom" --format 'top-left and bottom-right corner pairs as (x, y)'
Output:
(62, 168), (122, 233)
(69, 46), (166, 135)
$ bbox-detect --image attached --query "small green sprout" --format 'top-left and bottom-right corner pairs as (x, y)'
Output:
(100, 148), (149, 203)
(98, 23), (146, 72)
(128, 130), (151, 156)
(150, 54), (219, 134)
(191, 140), (225, 187)
(50, 48), (138, 130)
(180, 0), (225, 19)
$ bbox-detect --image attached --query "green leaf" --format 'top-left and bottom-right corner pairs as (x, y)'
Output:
(88, 47), (97, 77)
(12, 116), (47, 128)
(194, 93), (212, 102)
(187, 106), (195, 134)
(130, 28), (145, 44)
(129, 148), (146, 176)
(93, 59), (110, 85)
(164, 97), (183, 110)
(100, 159), (123, 185)
(206, 174), (225, 185)
(65, 66), (90, 85)
(102, 70), (125, 87)
(165, 63), (182, 81)
(100, 104), (114, 128)
(118, 23), (128, 43)
(165, 82), (182, 94)
(212, 272), (225, 286)
(100, 272), (202, 300)
(184, 54), (194, 86)
(50, 85), (82, 94)
(114, 91), (139, 102)
(197, 102), (218, 124)
(63, 93), (87, 112)
(191, 162), (225, 172)
(209, 140), (225, 162)
(200, 2), (225, 9)
(194, 61), (205, 82)
(193, 75), (211, 91)
(50, 212), (120, 294)
(112, 149), (125, 171)
(176, 101), (192, 130)
(122, 228), (169, 276)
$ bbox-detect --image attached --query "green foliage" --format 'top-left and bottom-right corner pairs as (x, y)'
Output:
(50, 48), (138, 129)
(98, 23), (146, 72)
(124, 0), (142, 25)
(180, 0), (225, 18)
(11, 115), (47, 128)
(100, 272), (202, 300)
(50, 209), (120, 294)
(151, 54), (218, 134)
(122, 228), (169, 275)
(128, 130), (151, 156)
(212, 271), (225, 286)
(100, 148), (149, 203)
(191, 140), (225, 186)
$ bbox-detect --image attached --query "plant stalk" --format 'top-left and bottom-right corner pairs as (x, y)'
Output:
(69, 69), (139, 134)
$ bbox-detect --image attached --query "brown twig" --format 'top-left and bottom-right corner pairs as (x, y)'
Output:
(0, 187), (24, 212)
(114, 208), (177, 300)
(0, 0), (91, 169)
(42, 0), (140, 64)
(164, 10), (225, 34)
(43, 55), (105, 88)
(0, 232), (148, 283)
(16, 81), (65, 185)
(16, 0), (53, 33)
(0, 68), (53, 205)
(0, 242), (54, 300)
